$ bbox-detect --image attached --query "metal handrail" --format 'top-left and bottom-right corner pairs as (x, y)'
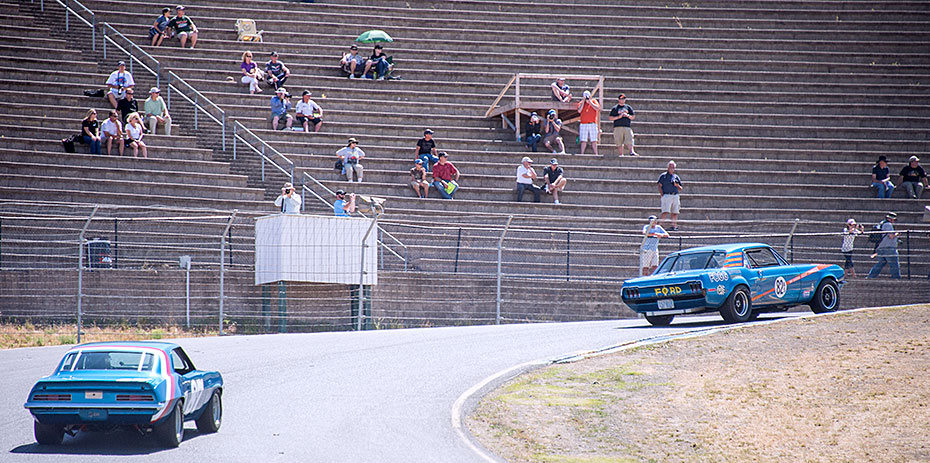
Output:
(101, 23), (160, 89)
(53, 0), (96, 51)
(167, 71), (227, 150)
(233, 121), (294, 185)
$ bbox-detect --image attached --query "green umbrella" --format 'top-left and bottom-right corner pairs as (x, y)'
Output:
(355, 30), (393, 43)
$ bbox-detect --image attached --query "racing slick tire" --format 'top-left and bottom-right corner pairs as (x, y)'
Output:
(34, 421), (64, 445)
(645, 315), (675, 326)
(195, 391), (222, 434)
(720, 285), (752, 324)
(809, 279), (840, 314)
(155, 401), (184, 448)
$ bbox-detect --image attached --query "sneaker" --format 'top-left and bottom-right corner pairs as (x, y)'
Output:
(629, 151), (639, 156)
(349, 74), (356, 79)
(377, 76), (385, 81)
(357, 178), (363, 183)
(558, 150), (566, 155)
(554, 200), (560, 205)
(670, 226), (680, 231)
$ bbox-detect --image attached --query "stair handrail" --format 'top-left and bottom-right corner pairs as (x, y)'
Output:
(52, 0), (97, 52)
(232, 120), (294, 186)
(166, 71), (227, 150)
(100, 22), (160, 89)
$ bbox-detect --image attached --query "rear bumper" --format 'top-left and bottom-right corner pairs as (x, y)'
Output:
(624, 296), (713, 316)
(27, 405), (160, 426)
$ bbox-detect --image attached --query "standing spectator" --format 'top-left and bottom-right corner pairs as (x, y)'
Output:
(899, 155), (928, 199)
(524, 112), (541, 152)
(414, 129), (439, 171)
(542, 109), (565, 154)
(576, 90), (600, 155)
(333, 189), (356, 217)
(295, 90), (323, 133)
(336, 138), (365, 182)
(143, 87), (172, 136)
(841, 218), (864, 278)
(149, 7), (172, 47)
(871, 155), (895, 198)
(658, 160), (683, 230)
(106, 61), (135, 109)
(125, 112), (147, 158)
(640, 216), (669, 276)
(409, 159), (430, 199)
(543, 158), (567, 205)
(868, 212), (900, 279)
(274, 182), (302, 214)
(364, 44), (390, 80)
(167, 5), (198, 48)
(240, 51), (264, 94)
(431, 152), (460, 199)
(265, 51), (290, 90)
(81, 109), (101, 154)
(116, 88), (138, 125)
(340, 45), (366, 79)
(270, 88), (293, 130)
(515, 156), (541, 203)
(608, 93), (637, 156)
(100, 110), (125, 156)
(550, 77), (572, 102)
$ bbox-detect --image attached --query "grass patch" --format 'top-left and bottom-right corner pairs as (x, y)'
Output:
(0, 323), (217, 349)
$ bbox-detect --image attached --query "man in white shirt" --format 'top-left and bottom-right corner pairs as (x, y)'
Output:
(515, 156), (541, 202)
(99, 110), (125, 156)
(295, 90), (323, 133)
(106, 61), (135, 109)
(273, 182), (302, 214)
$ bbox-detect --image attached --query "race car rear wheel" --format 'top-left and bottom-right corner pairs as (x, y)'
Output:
(34, 421), (64, 445)
(195, 391), (222, 433)
(645, 315), (675, 326)
(809, 279), (840, 314)
(155, 401), (184, 448)
(720, 286), (752, 323)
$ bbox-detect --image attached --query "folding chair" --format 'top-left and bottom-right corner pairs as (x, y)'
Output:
(235, 19), (264, 42)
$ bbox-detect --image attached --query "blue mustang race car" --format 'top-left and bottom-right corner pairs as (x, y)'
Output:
(24, 341), (223, 447)
(621, 243), (844, 326)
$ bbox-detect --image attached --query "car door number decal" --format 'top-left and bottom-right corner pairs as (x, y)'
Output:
(774, 277), (788, 298)
(183, 378), (205, 414)
(708, 271), (729, 282)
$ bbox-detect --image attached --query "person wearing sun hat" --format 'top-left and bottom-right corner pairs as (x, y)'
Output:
(336, 137), (366, 182)
(871, 155), (894, 198)
(841, 218), (864, 278)
(270, 87), (293, 130)
(899, 155), (928, 199)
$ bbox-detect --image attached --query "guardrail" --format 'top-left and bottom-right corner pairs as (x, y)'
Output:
(167, 71), (227, 150)
(101, 23), (160, 89)
(52, 0), (95, 51)
(233, 121), (294, 185)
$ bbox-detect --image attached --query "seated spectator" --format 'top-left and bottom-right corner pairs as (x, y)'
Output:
(149, 7), (172, 47)
(515, 156), (541, 203)
(144, 87), (172, 136)
(336, 137), (365, 182)
(167, 5), (198, 48)
(274, 182), (302, 214)
(543, 158), (567, 205)
(551, 77), (572, 102)
(431, 152), (459, 199)
(364, 44), (391, 80)
(106, 61), (135, 109)
(81, 109), (101, 154)
(410, 159), (430, 199)
(125, 112), (147, 158)
(340, 44), (366, 79)
(265, 51), (290, 90)
(270, 88), (293, 130)
(899, 155), (928, 199)
(295, 90), (323, 133)
(240, 51), (264, 94)
(415, 129), (439, 171)
(524, 112), (541, 152)
(116, 88), (138, 125)
(542, 109), (565, 154)
(871, 155), (894, 198)
(333, 189), (356, 217)
(100, 110), (125, 156)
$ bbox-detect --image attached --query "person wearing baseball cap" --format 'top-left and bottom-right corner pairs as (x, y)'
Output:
(106, 60), (135, 109)
(641, 215), (669, 276)
(295, 90), (323, 133)
(270, 87), (293, 130)
(899, 155), (928, 199)
(340, 44), (365, 78)
(265, 51), (290, 90)
(167, 5), (198, 48)
(409, 159), (430, 199)
(841, 218), (865, 278)
(542, 109), (565, 155)
(333, 189), (356, 217)
(143, 86), (172, 135)
(149, 7), (172, 47)
(524, 112), (542, 152)
(576, 90), (600, 155)
(609, 93), (637, 156)
(415, 129), (440, 171)
(274, 182), (302, 215)
(542, 158), (567, 205)
(515, 156), (541, 203)
(336, 138), (366, 182)
(867, 212), (900, 279)
(550, 77), (572, 102)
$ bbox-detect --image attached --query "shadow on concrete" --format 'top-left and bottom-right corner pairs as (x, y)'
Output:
(10, 427), (206, 456)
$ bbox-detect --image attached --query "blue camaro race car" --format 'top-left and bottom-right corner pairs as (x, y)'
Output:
(621, 243), (844, 326)
(24, 341), (223, 447)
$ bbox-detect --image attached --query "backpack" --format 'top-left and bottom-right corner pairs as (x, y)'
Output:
(61, 135), (78, 153)
(868, 221), (886, 244)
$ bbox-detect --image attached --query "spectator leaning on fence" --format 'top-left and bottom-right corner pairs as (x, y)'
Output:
(144, 87), (172, 136)
(274, 182), (302, 214)
(270, 88), (293, 130)
(431, 152), (459, 199)
(543, 158), (567, 205)
(871, 155), (895, 199)
(336, 137), (365, 183)
(125, 112), (147, 158)
(515, 156), (542, 203)
(841, 218), (864, 278)
(295, 90), (323, 133)
(149, 7), (172, 47)
(641, 215), (669, 276)
(167, 5), (198, 49)
(240, 51), (264, 94)
(899, 155), (928, 199)
(100, 110), (125, 156)
(106, 61), (135, 109)
(265, 51), (290, 90)
(81, 109), (101, 154)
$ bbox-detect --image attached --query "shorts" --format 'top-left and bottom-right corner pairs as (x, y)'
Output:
(843, 251), (854, 270)
(579, 123), (598, 142)
(296, 115), (322, 125)
(660, 194), (680, 214)
(640, 249), (659, 268)
(613, 126), (634, 146)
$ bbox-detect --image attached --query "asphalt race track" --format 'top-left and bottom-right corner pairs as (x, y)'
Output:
(0, 315), (786, 462)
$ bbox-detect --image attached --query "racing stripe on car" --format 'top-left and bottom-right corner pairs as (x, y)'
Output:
(150, 348), (175, 422)
(751, 265), (831, 302)
(722, 251), (743, 268)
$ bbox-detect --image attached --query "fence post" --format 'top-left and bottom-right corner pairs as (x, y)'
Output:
(129, 46), (133, 75)
(218, 211), (237, 335)
(906, 230), (911, 279)
(565, 231), (571, 281)
(102, 25), (106, 59)
(77, 206), (99, 344)
(496, 216), (514, 325)
(453, 228), (462, 273)
(261, 145), (266, 181)
(64, 0), (69, 31)
(113, 218), (118, 269)
(784, 218), (800, 263)
(165, 73), (171, 109)
(194, 94), (199, 130)
(91, 14), (96, 52)
(358, 215), (379, 331)
(222, 112), (227, 151)
(232, 122), (237, 160)
(155, 62), (160, 91)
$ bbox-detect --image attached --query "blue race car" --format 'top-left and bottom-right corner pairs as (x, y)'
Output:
(24, 341), (223, 447)
(621, 243), (844, 326)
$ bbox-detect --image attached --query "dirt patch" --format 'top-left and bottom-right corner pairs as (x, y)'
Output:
(468, 306), (930, 463)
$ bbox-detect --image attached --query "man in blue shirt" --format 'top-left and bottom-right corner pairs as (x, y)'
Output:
(333, 189), (356, 217)
(867, 212), (900, 279)
(270, 87), (293, 130)
(657, 160), (683, 231)
(641, 215), (669, 276)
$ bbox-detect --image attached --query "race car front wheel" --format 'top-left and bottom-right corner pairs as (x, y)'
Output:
(34, 421), (64, 445)
(720, 286), (752, 323)
(196, 391), (222, 433)
(809, 279), (840, 314)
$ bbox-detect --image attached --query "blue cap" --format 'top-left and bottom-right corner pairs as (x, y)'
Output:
(415, 159), (423, 164)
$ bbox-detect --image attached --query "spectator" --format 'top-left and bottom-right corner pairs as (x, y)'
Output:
(415, 129), (439, 171)
(410, 159), (430, 199)
(265, 51), (290, 90)
(106, 61), (135, 109)
(576, 90), (600, 155)
(270, 88), (293, 130)
(364, 44), (391, 80)
(167, 5), (198, 48)
(868, 212), (900, 279)
(336, 137), (365, 182)
(543, 158), (567, 205)
(143, 87), (172, 136)
(841, 218), (864, 278)
(100, 110), (125, 156)
(608, 93), (637, 156)
(80, 109), (101, 154)
(524, 112), (541, 152)
(295, 90), (323, 133)
(658, 160), (683, 230)
(640, 216), (669, 276)
(333, 189), (356, 217)
(542, 109), (565, 154)
(149, 7), (172, 47)
(431, 152), (459, 199)
(871, 155), (895, 198)
(899, 155), (928, 199)
(116, 88), (138, 125)
(550, 77), (572, 102)
(274, 182), (302, 214)
(515, 156), (541, 203)
(240, 51), (264, 94)
(340, 44), (366, 79)
(125, 112), (147, 158)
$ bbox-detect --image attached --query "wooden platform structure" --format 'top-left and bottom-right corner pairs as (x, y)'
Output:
(485, 73), (604, 141)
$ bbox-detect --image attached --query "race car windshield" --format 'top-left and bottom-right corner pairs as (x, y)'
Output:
(655, 251), (723, 274)
(62, 351), (156, 372)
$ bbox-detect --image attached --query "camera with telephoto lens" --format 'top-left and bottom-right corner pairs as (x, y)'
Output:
(548, 113), (555, 119)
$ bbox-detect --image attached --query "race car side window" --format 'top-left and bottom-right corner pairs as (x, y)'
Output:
(655, 255), (678, 274)
(745, 248), (780, 268)
(771, 248), (790, 266)
(705, 251), (726, 269)
(171, 348), (194, 375)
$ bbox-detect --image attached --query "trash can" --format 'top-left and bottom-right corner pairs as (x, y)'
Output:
(86, 238), (113, 269)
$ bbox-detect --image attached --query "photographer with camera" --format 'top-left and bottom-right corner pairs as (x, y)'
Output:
(336, 137), (366, 182)
(576, 90), (600, 155)
(270, 87), (294, 131)
(274, 182), (302, 214)
(333, 189), (357, 217)
(542, 109), (566, 155)
(106, 61), (135, 109)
